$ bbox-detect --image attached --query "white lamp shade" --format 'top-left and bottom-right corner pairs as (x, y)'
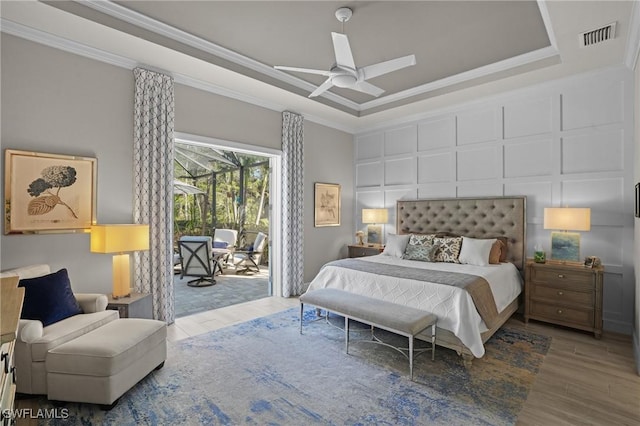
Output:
(362, 208), (388, 224)
(90, 224), (150, 253)
(543, 208), (591, 231)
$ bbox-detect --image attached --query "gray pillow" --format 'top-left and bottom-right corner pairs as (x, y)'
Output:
(403, 241), (439, 262)
(382, 234), (411, 258)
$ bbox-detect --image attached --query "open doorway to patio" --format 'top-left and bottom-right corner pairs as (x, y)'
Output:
(172, 133), (281, 318)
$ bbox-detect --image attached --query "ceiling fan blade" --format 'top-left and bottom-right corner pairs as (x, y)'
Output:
(309, 78), (334, 98)
(331, 32), (356, 70)
(353, 81), (385, 97)
(360, 55), (416, 80)
(274, 66), (333, 77)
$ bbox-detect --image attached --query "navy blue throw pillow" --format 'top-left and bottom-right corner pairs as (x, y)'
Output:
(213, 241), (228, 249)
(18, 268), (83, 326)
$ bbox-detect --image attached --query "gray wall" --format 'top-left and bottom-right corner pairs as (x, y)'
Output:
(303, 120), (354, 283)
(1, 34), (354, 293)
(1, 35), (134, 292)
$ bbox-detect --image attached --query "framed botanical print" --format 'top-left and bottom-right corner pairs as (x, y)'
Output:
(4, 149), (97, 234)
(314, 182), (340, 227)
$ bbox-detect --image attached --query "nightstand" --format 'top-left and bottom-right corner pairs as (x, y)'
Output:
(107, 293), (153, 319)
(525, 259), (604, 338)
(348, 244), (383, 258)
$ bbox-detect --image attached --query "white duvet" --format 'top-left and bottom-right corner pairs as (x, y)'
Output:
(305, 254), (523, 357)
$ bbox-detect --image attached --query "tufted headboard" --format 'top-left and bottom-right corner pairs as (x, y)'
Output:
(396, 197), (526, 271)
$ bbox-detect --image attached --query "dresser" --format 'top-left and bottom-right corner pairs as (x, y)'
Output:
(1, 277), (25, 425)
(347, 244), (383, 258)
(525, 260), (604, 338)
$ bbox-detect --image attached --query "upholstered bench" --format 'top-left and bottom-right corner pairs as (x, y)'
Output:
(299, 288), (437, 380)
(45, 318), (167, 408)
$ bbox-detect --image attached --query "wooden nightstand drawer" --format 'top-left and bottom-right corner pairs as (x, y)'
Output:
(348, 245), (382, 258)
(531, 285), (594, 307)
(529, 300), (594, 328)
(529, 268), (594, 290)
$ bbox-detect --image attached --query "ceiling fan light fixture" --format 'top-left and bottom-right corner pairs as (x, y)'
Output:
(332, 74), (357, 88)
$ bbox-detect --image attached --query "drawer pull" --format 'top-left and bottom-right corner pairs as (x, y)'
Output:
(558, 274), (565, 278)
(557, 309), (563, 315)
(10, 365), (16, 384)
(557, 291), (564, 296)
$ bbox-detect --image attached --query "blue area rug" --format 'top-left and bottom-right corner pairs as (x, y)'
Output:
(39, 307), (550, 425)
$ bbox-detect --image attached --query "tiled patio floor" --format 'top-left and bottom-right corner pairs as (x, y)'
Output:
(174, 266), (270, 318)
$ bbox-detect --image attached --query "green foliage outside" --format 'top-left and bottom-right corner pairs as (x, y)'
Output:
(173, 148), (270, 263)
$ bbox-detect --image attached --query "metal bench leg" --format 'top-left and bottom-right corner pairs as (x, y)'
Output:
(345, 316), (350, 354)
(409, 335), (414, 380)
(300, 303), (304, 334)
(431, 323), (436, 361)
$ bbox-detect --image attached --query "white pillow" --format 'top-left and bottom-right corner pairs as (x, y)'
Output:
(458, 236), (496, 266)
(382, 234), (411, 258)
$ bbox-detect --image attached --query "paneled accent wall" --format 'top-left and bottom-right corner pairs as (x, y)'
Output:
(354, 67), (634, 334)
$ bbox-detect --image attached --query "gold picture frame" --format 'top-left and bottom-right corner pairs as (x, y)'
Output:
(4, 149), (97, 234)
(314, 182), (341, 227)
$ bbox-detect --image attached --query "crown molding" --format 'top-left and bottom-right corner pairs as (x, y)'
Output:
(1, 18), (357, 134)
(0, 18), (137, 69)
(360, 45), (559, 111)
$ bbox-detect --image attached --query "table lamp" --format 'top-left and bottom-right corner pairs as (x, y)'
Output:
(362, 208), (388, 245)
(543, 207), (590, 262)
(90, 224), (150, 298)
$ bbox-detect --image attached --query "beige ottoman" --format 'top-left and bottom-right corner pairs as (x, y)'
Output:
(46, 318), (166, 408)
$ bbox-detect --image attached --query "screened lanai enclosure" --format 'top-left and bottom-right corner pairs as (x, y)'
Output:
(173, 141), (271, 317)
(174, 141), (270, 250)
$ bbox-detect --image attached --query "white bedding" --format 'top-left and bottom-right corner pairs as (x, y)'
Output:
(305, 255), (523, 357)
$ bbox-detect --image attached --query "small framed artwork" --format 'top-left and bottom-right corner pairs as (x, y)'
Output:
(4, 149), (97, 234)
(314, 182), (340, 227)
(636, 182), (640, 218)
(550, 231), (580, 262)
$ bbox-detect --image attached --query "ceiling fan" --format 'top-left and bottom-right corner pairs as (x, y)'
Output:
(274, 7), (416, 98)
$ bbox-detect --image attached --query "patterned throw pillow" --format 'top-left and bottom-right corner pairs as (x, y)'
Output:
(433, 236), (463, 263)
(402, 234), (438, 262)
(403, 242), (439, 262)
(407, 233), (435, 246)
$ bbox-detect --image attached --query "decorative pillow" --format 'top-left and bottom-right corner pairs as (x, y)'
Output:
(18, 268), (83, 327)
(403, 242), (439, 262)
(458, 237), (497, 266)
(213, 241), (229, 249)
(433, 236), (463, 263)
(382, 234), (411, 258)
(497, 237), (509, 262)
(407, 233), (436, 246)
(489, 239), (506, 264)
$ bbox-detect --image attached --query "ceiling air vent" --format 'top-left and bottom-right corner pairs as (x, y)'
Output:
(579, 22), (616, 47)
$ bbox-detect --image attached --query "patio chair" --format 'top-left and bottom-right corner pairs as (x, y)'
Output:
(233, 232), (267, 275)
(213, 229), (238, 271)
(178, 236), (219, 287)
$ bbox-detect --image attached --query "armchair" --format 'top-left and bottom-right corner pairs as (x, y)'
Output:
(0, 264), (118, 395)
(178, 236), (219, 286)
(213, 228), (238, 272)
(233, 231), (267, 274)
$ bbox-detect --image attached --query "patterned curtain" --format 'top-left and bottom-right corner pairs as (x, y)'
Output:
(281, 111), (304, 297)
(132, 68), (175, 323)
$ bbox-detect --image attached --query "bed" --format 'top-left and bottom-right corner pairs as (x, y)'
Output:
(305, 196), (526, 367)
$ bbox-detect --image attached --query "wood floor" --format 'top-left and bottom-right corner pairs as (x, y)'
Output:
(15, 297), (640, 425)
